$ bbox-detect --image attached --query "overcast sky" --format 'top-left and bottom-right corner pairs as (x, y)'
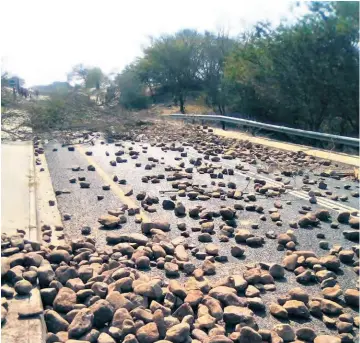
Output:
(1, 0), (305, 87)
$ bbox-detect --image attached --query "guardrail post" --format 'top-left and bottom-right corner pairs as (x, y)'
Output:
(221, 121), (226, 130)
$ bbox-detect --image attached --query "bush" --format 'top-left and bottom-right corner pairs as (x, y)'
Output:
(119, 92), (149, 110)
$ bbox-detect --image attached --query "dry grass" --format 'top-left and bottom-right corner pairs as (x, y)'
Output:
(152, 103), (211, 115)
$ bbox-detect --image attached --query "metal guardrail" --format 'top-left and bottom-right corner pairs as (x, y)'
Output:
(170, 114), (360, 148)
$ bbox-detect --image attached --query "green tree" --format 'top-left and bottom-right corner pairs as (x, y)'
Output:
(141, 29), (204, 113)
(115, 65), (149, 110)
(199, 31), (235, 114)
(67, 64), (106, 90)
(224, 1), (359, 135)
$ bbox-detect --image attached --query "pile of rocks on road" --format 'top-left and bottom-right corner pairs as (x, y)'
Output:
(1, 230), (359, 343)
(22, 125), (359, 343)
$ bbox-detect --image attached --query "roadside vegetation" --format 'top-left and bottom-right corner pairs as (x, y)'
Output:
(1, 1), (358, 139)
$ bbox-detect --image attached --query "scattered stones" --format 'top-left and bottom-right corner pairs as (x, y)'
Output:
(344, 289), (359, 307)
(314, 335), (341, 343)
(269, 264), (284, 278)
(273, 324), (295, 342)
(269, 303), (288, 319)
(238, 326), (262, 343)
(231, 246), (244, 258)
(3, 130), (359, 343)
(338, 211), (350, 224)
(283, 300), (310, 318)
(98, 215), (121, 228)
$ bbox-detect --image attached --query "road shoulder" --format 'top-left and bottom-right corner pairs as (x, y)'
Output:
(212, 127), (360, 167)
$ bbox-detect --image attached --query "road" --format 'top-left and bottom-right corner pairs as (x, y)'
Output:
(41, 127), (359, 334)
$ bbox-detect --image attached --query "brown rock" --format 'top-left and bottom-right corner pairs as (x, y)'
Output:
(314, 335), (341, 343)
(53, 287), (77, 313)
(45, 310), (69, 333)
(283, 300), (310, 318)
(238, 326), (262, 343)
(165, 323), (190, 343)
(273, 324), (295, 342)
(98, 215), (121, 228)
(321, 299), (343, 315)
(269, 303), (288, 319)
(283, 254), (298, 271)
(174, 245), (189, 261)
(223, 306), (253, 324)
(68, 308), (94, 338)
(344, 289), (359, 307)
(136, 322), (159, 343)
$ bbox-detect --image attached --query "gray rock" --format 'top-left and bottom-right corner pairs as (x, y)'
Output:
(1, 284), (15, 298)
(223, 306), (253, 324)
(91, 282), (108, 298)
(14, 279), (32, 295)
(56, 265), (78, 284)
(98, 332), (116, 343)
(1, 306), (7, 324)
(68, 308), (94, 338)
(40, 288), (57, 306)
(49, 250), (71, 264)
(24, 252), (44, 267)
(296, 327), (316, 342)
(136, 322), (159, 343)
(273, 324), (295, 342)
(238, 326), (262, 343)
(38, 265), (55, 287)
(45, 310), (70, 333)
(1, 257), (10, 278)
(165, 323), (190, 343)
(106, 233), (149, 245)
(53, 287), (77, 313)
(269, 264), (284, 278)
(89, 299), (115, 328)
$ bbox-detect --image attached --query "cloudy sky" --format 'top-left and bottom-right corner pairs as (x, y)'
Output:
(1, 0), (306, 87)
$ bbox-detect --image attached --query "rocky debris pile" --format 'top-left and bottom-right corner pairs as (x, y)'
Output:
(2, 231), (359, 342)
(28, 124), (360, 343)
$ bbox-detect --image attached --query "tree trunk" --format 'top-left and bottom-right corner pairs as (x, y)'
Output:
(218, 105), (223, 115)
(218, 104), (226, 115)
(179, 95), (185, 114)
(148, 84), (155, 103)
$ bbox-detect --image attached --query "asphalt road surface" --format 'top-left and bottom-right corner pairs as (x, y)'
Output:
(43, 132), (359, 335)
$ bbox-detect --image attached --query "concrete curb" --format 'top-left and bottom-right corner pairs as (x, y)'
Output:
(29, 140), (39, 241)
(1, 288), (47, 343)
(34, 143), (66, 246)
(2, 142), (47, 343)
